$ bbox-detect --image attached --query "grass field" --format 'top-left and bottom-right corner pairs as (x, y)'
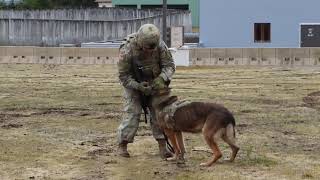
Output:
(0, 64), (319, 180)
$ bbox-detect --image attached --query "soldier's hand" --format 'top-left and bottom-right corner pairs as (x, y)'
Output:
(138, 82), (152, 95)
(152, 76), (166, 90)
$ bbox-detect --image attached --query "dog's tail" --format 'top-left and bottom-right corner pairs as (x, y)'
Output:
(232, 125), (235, 138)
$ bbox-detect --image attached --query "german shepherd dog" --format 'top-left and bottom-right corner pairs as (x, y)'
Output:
(154, 95), (239, 167)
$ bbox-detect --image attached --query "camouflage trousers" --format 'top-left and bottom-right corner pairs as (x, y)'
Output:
(117, 88), (165, 144)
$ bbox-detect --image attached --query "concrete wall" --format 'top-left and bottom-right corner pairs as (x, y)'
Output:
(1, 46), (319, 67)
(0, 47), (119, 64)
(190, 48), (320, 66)
(0, 8), (192, 46)
(200, 0), (320, 48)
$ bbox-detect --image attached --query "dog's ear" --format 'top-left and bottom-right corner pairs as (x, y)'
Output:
(158, 96), (178, 109)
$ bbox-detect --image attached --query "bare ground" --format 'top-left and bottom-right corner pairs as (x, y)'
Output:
(0, 64), (319, 180)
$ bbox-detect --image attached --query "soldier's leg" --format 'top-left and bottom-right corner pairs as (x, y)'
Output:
(117, 88), (142, 157)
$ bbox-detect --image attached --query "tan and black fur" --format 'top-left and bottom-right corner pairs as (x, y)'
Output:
(155, 96), (239, 167)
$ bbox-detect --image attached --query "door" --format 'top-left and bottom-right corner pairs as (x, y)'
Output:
(301, 24), (320, 47)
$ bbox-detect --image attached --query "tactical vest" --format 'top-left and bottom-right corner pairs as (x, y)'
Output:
(120, 34), (162, 83)
(162, 99), (191, 129)
(163, 99), (191, 118)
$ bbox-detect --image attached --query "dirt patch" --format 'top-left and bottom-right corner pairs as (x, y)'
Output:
(239, 109), (258, 114)
(1, 65), (320, 179)
(1, 123), (23, 129)
(30, 108), (92, 116)
(80, 136), (110, 147)
(95, 112), (122, 119)
(0, 113), (31, 120)
(87, 147), (114, 157)
(0, 108), (99, 119)
(224, 96), (289, 106)
(307, 91), (320, 96)
(303, 91), (320, 110)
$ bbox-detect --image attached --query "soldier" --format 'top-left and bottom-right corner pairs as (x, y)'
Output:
(117, 24), (175, 159)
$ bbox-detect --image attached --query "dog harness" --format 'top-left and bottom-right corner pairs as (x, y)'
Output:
(162, 99), (191, 117)
(161, 99), (191, 129)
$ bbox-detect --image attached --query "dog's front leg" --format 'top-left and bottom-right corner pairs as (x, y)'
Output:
(175, 131), (185, 154)
(175, 131), (185, 164)
(164, 129), (180, 161)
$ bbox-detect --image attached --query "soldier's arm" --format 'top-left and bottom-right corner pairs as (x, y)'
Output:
(117, 47), (140, 89)
(158, 41), (175, 81)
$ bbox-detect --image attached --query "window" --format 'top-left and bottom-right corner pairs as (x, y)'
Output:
(254, 23), (271, 43)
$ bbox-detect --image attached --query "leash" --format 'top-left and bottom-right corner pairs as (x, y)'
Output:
(164, 133), (175, 153)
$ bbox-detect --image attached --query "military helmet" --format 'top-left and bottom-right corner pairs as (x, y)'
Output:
(137, 24), (160, 49)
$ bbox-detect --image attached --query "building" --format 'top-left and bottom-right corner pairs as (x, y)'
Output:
(111, 0), (199, 32)
(95, 0), (112, 7)
(200, 0), (320, 48)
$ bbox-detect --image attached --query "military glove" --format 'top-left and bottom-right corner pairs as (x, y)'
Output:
(152, 76), (166, 90)
(138, 82), (152, 96)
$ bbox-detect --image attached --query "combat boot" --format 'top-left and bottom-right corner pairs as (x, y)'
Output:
(118, 141), (130, 158)
(158, 139), (173, 159)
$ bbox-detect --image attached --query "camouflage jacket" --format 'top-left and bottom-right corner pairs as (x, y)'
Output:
(117, 33), (175, 89)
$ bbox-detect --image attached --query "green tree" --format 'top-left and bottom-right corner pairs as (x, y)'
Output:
(0, 2), (6, 9)
(21, 0), (51, 9)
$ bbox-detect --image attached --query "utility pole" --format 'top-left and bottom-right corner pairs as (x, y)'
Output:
(162, 0), (167, 45)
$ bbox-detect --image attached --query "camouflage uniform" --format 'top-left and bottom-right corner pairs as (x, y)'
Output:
(117, 25), (175, 145)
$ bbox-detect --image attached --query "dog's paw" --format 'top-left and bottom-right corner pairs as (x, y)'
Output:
(177, 160), (185, 164)
(166, 157), (177, 161)
(177, 155), (185, 163)
(199, 162), (211, 167)
(176, 162), (187, 168)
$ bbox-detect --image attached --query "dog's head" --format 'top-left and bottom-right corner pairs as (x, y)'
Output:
(153, 95), (178, 127)
(152, 88), (178, 109)
(157, 96), (178, 110)
(157, 110), (175, 130)
(152, 88), (178, 129)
